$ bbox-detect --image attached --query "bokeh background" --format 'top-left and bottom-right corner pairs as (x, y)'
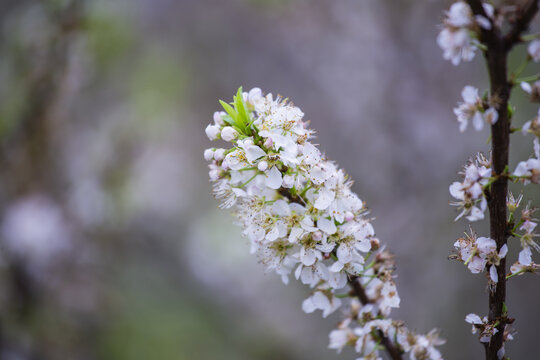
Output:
(0, 0), (538, 359)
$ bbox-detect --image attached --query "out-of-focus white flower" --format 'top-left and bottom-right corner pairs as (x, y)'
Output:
(2, 195), (71, 264)
(528, 39), (540, 62)
(513, 138), (540, 184)
(302, 290), (342, 318)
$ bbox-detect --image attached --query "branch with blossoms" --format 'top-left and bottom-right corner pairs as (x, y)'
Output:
(204, 88), (444, 360)
(438, 1), (540, 359)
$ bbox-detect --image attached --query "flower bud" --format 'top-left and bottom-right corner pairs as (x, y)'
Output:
(344, 211), (354, 222)
(204, 148), (215, 161)
(214, 148), (225, 161)
(312, 231), (322, 242)
(221, 126), (238, 142)
(209, 169), (220, 181)
(282, 174), (294, 188)
(257, 161), (268, 172)
(205, 124), (220, 140)
(213, 111), (225, 125)
(248, 87), (262, 104)
(264, 137), (273, 149)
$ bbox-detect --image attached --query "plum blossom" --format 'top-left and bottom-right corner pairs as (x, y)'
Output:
(453, 232), (507, 281)
(453, 86), (498, 132)
(513, 138), (540, 184)
(465, 313), (499, 343)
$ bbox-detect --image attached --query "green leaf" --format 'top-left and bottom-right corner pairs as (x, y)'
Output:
(219, 100), (239, 127)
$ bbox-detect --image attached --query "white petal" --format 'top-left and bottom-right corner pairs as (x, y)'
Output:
(498, 244), (508, 258)
(484, 108), (498, 125)
(465, 313), (482, 324)
(300, 247), (317, 266)
(329, 261), (344, 272)
(271, 200), (290, 216)
(489, 265), (498, 283)
(519, 247), (532, 265)
(314, 188), (336, 210)
(265, 166), (283, 189)
(244, 145), (266, 163)
(335, 243), (351, 262)
(302, 297), (316, 313)
(521, 82), (532, 94)
(449, 182), (465, 200)
(462, 86), (479, 104)
(288, 227), (304, 243)
(473, 111), (484, 131)
(318, 217), (337, 235)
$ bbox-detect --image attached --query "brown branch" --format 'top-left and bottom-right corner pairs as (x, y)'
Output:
(504, 0), (539, 50)
(349, 276), (403, 360)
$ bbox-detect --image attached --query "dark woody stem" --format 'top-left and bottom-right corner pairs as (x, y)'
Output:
(464, 1), (538, 359)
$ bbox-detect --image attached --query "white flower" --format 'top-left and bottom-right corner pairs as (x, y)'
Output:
(328, 328), (352, 353)
(379, 281), (400, 315)
(513, 141), (540, 184)
(302, 291), (342, 317)
(453, 86), (484, 132)
(528, 39), (540, 62)
(446, 2), (472, 27)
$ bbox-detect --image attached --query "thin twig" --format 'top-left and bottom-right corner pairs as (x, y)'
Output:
(505, 0), (539, 51)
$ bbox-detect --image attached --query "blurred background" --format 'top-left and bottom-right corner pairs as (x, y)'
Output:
(0, 0), (538, 359)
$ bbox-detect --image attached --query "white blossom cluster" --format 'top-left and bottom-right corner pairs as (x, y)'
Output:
(205, 87), (444, 360)
(437, 1), (494, 66)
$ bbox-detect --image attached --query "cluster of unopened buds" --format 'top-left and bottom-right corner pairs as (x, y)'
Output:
(205, 87), (444, 359)
(439, 0), (540, 352)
